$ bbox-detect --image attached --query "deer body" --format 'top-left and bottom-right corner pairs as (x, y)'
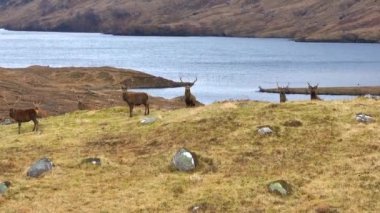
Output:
(180, 77), (198, 107)
(185, 86), (197, 107)
(279, 91), (287, 103)
(9, 108), (39, 134)
(277, 83), (289, 103)
(122, 90), (149, 117)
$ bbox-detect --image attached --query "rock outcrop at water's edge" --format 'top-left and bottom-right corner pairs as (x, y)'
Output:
(258, 86), (380, 96)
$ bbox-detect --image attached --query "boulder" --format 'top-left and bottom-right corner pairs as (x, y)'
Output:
(0, 118), (13, 125)
(140, 117), (157, 125)
(356, 113), (375, 123)
(0, 181), (11, 195)
(26, 157), (54, 178)
(172, 148), (197, 172)
(267, 180), (292, 196)
(258, 127), (273, 135)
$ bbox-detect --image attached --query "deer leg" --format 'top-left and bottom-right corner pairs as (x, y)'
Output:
(144, 104), (149, 115)
(33, 119), (39, 132)
(129, 105), (133, 117)
(18, 122), (21, 134)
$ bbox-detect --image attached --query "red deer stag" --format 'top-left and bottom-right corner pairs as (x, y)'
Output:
(277, 82), (289, 103)
(307, 82), (322, 101)
(180, 77), (198, 107)
(121, 85), (149, 117)
(2, 94), (40, 134)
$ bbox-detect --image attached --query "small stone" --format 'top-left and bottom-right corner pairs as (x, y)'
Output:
(140, 117), (157, 125)
(355, 113), (374, 123)
(268, 180), (292, 197)
(188, 203), (212, 213)
(27, 157), (54, 178)
(81, 157), (101, 166)
(258, 127), (273, 135)
(0, 181), (11, 195)
(172, 148), (197, 172)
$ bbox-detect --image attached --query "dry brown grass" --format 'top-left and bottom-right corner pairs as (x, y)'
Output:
(0, 98), (379, 212)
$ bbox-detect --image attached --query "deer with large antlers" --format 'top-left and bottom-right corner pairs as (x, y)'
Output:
(2, 93), (40, 134)
(121, 84), (149, 117)
(277, 82), (289, 103)
(307, 82), (322, 101)
(180, 77), (198, 107)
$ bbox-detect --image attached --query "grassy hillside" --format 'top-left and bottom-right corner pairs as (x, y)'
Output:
(0, 0), (379, 42)
(0, 98), (379, 212)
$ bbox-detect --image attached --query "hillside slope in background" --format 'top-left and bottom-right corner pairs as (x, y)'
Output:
(0, 0), (379, 42)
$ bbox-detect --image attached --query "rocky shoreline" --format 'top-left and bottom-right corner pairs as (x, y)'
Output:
(258, 86), (380, 96)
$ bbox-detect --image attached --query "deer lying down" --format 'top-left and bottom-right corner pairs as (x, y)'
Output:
(277, 82), (289, 103)
(307, 82), (322, 101)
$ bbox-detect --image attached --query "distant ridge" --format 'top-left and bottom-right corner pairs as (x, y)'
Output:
(0, 0), (379, 42)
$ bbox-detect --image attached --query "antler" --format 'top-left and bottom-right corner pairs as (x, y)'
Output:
(33, 100), (42, 109)
(192, 77), (198, 84)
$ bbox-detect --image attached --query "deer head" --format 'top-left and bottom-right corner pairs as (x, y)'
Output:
(307, 82), (321, 100)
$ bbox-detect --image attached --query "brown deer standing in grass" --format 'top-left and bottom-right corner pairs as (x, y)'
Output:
(2, 93), (40, 134)
(277, 82), (289, 103)
(307, 82), (322, 101)
(180, 77), (198, 107)
(121, 85), (149, 117)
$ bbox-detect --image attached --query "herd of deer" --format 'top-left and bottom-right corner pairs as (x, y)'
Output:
(1, 79), (322, 134)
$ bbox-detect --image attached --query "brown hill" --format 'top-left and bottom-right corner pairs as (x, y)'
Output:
(0, 0), (379, 42)
(0, 66), (196, 120)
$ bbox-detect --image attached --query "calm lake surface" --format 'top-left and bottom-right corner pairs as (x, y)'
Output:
(1, 29), (380, 103)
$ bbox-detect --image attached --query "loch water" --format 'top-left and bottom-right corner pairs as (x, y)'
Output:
(1, 29), (379, 103)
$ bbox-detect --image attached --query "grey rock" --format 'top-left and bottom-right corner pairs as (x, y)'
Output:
(0, 181), (11, 195)
(140, 117), (157, 125)
(0, 118), (13, 125)
(363, 94), (379, 100)
(258, 127), (273, 135)
(172, 148), (196, 172)
(356, 113), (374, 123)
(27, 157), (54, 178)
(268, 180), (292, 196)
